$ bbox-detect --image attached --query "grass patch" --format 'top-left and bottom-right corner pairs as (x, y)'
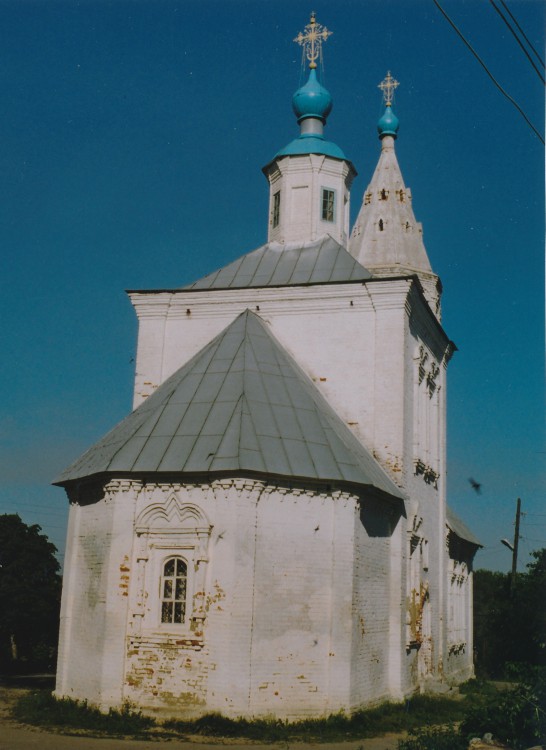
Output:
(460, 678), (546, 750)
(12, 691), (154, 736)
(11, 688), (477, 743)
(163, 694), (467, 743)
(398, 725), (467, 750)
(397, 673), (546, 750)
(12, 678), (545, 746)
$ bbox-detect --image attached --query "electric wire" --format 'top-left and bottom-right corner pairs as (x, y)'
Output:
(0, 503), (67, 516)
(432, 0), (545, 145)
(519, 516), (546, 548)
(489, 0), (545, 85)
(499, 0), (545, 69)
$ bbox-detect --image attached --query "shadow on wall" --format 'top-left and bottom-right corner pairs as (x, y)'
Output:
(359, 492), (404, 538)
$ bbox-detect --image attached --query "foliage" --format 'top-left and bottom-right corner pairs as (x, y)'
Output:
(164, 695), (468, 742)
(458, 677), (500, 700)
(13, 691), (154, 735)
(473, 568), (510, 677)
(397, 726), (466, 750)
(15, 692), (467, 742)
(473, 547), (546, 678)
(0, 514), (62, 670)
(14, 679), (546, 747)
(397, 672), (546, 750)
(460, 669), (546, 750)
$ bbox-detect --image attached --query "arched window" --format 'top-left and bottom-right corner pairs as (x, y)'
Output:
(161, 557), (187, 624)
(134, 498), (212, 635)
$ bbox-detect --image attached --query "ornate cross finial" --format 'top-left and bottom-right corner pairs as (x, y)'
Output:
(378, 71), (399, 106)
(294, 12), (332, 70)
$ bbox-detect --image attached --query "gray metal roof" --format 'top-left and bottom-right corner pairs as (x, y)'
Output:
(55, 310), (402, 500)
(183, 235), (372, 290)
(446, 505), (482, 547)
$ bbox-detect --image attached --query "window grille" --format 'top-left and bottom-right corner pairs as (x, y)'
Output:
(322, 189), (335, 222)
(161, 557), (187, 624)
(272, 190), (281, 228)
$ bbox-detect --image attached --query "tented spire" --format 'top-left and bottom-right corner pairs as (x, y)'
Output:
(349, 73), (442, 317)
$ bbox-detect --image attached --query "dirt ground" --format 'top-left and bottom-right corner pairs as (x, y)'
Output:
(0, 675), (404, 750)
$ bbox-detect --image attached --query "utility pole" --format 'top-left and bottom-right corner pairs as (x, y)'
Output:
(510, 497), (522, 594)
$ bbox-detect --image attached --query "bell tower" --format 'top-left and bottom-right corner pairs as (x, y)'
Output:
(262, 13), (356, 246)
(349, 73), (442, 316)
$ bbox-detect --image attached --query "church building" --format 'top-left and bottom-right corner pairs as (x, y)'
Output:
(54, 14), (480, 720)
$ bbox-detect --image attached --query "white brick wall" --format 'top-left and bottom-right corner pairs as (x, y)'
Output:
(58, 478), (413, 718)
(56, 270), (475, 718)
(264, 154), (355, 246)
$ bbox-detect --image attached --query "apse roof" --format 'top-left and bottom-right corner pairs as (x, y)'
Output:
(55, 309), (402, 501)
(183, 236), (372, 291)
(446, 506), (482, 547)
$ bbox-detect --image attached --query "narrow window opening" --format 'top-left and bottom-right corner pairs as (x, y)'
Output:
(161, 557), (187, 624)
(272, 190), (281, 228)
(380, 189), (388, 200)
(321, 189), (335, 222)
(378, 219), (384, 231)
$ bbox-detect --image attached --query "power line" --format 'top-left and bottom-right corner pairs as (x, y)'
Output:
(0, 504), (67, 515)
(490, 0), (545, 84)
(0, 504), (68, 518)
(525, 521), (546, 529)
(432, 0), (545, 145)
(500, 0), (545, 69)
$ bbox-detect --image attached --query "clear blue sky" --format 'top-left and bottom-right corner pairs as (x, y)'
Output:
(1, 0), (544, 572)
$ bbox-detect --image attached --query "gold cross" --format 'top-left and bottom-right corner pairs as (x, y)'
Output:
(378, 71), (399, 106)
(294, 12), (332, 70)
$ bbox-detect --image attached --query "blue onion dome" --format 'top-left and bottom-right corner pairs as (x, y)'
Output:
(292, 68), (333, 124)
(377, 104), (399, 139)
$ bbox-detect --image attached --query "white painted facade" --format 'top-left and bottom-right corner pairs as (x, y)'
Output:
(55, 65), (479, 719)
(264, 153), (355, 246)
(349, 135), (442, 317)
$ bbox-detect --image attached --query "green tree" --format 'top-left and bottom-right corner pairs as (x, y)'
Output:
(474, 548), (546, 677)
(516, 548), (546, 666)
(473, 568), (509, 676)
(0, 514), (62, 671)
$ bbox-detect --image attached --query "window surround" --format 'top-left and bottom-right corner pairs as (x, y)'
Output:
(131, 497), (213, 642)
(406, 514), (429, 650)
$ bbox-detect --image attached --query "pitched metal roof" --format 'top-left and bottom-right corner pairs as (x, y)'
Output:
(183, 235), (372, 291)
(446, 505), (482, 547)
(55, 310), (402, 500)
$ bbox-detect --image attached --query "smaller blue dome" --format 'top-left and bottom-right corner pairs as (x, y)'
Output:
(377, 104), (399, 139)
(292, 69), (333, 124)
